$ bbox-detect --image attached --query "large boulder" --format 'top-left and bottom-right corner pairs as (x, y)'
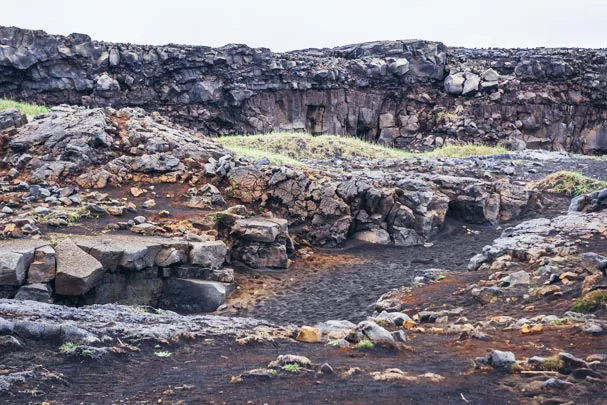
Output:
(160, 279), (233, 312)
(444, 72), (465, 95)
(54, 239), (105, 296)
(189, 241), (227, 269)
(231, 217), (289, 243)
(0, 240), (47, 285)
(27, 245), (56, 284)
(15, 283), (53, 303)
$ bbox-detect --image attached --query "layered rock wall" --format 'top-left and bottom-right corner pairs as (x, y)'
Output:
(1, 27), (607, 153)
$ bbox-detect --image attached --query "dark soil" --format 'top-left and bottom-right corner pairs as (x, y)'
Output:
(3, 336), (525, 405)
(228, 195), (571, 325)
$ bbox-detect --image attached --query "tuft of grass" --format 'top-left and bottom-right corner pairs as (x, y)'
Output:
(355, 339), (374, 350)
(425, 144), (509, 158)
(327, 340), (341, 347)
(571, 291), (607, 313)
(154, 351), (173, 358)
(59, 342), (77, 353)
(533, 171), (607, 196)
(0, 98), (49, 120)
(282, 363), (302, 373)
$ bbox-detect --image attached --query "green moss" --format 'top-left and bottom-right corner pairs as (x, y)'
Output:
(282, 363), (302, 373)
(355, 339), (374, 350)
(571, 291), (607, 313)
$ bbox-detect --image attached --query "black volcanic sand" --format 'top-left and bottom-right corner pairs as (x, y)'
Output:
(228, 195), (571, 325)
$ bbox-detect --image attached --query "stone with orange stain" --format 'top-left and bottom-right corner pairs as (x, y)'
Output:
(296, 326), (322, 343)
(521, 324), (543, 335)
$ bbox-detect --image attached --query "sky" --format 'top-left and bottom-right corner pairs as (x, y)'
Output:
(0, 0), (605, 51)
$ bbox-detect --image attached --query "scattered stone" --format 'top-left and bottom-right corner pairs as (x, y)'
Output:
(268, 354), (312, 369)
(296, 326), (322, 343)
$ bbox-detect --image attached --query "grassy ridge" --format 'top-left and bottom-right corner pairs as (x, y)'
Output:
(0, 98), (49, 120)
(218, 132), (413, 162)
(218, 132), (509, 164)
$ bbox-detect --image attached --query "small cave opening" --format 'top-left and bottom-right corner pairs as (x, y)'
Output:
(444, 200), (490, 225)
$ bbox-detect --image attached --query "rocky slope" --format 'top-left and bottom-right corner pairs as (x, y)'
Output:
(1, 26), (607, 153)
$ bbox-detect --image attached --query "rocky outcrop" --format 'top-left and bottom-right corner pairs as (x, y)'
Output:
(0, 235), (233, 312)
(0, 106), (539, 248)
(1, 26), (607, 154)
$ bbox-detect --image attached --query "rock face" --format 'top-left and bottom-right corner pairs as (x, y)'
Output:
(1, 26), (607, 154)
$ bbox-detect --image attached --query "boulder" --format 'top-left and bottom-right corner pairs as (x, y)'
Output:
(81, 268), (163, 306)
(160, 279), (233, 312)
(27, 245), (56, 284)
(444, 72), (465, 95)
(347, 320), (396, 346)
(499, 270), (530, 287)
(0, 240), (47, 285)
(296, 326), (322, 343)
(54, 239), (104, 296)
(482, 68), (500, 82)
(475, 350), (516, 370)
(232, 242), (289, 269)
(353, 229), (391, 245)
(77, 236), (187, 271)
(462, 73), (480, 95)
(189, 241), (227, 269)
(231, 217), (288, 243)
(14, 283), (53, 303)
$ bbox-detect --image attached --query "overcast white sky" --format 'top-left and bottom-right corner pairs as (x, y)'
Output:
(0, 0), (605, 51)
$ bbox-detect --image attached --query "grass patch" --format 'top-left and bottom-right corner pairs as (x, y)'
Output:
(355, 339), (374, 350)
(571, 291), (607, 313)
(281, 363), (302, 373)
(533, 171), (607, 196)
(0, 98), (49, 120)
(217, 133), (511, 165)
(424, 144), (509, 158)
(217, 132), (412, 164)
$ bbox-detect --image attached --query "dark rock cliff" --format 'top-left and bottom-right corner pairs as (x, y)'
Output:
(1, 26), (606, 153)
